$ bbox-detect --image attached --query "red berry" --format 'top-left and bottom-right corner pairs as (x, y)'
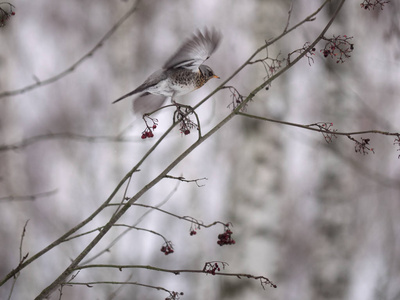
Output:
(152, 124), (157, 129)
(11, 12), (15, 15)
(184, 129), (190, 135)
(141, 134), (146, 139)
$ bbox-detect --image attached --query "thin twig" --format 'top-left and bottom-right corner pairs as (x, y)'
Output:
(65, 281), (180, 299)
(0, 189), (58, 202)
(164, 175), (208, 187)
(65, 224), (169, 244)
(7, 220), (30, 300)
(111, 203), (233, 229)
(0, 133), (139, 152)
(284, 1), (294, 32)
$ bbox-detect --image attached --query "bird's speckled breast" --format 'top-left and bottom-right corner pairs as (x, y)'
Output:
(145, 68), (207, 97)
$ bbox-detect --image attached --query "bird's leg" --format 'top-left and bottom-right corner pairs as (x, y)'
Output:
(170, 93), (177, 105)
(170, 94), (194, 113)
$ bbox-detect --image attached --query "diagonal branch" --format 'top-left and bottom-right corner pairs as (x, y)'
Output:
(0, 0), (141, 99)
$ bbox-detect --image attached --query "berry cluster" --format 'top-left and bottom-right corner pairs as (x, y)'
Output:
(354, 137), (374, 155)
(165, 291), (184, 300)
(360, 0), (390, 10)
(174, 108), (198, 136)
(321, 35), (354, 63)
(189, 222), (201, 236)
(347, 136), (375, 155)
(160, 241), (174, 255)
(0, 2), (15, 27)
(217, 226), (235, 246)
(203, 262), (224, 276)
(140, 117), (158, 139)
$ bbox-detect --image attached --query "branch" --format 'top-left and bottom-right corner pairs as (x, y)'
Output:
(0, 0), (141, 99)
(121, 203), (228, 229)
(237, 112), (400, 137)
(0, 133), (139, 152)
(237, 112), (400, 187)
(6, 220), (29, 300)
(65, 281), (182, 300)
(65, 224), (170, 244)
(164, 175), (208, 187)
(72, 263), (277, 289)
(0, 189), (58, 202)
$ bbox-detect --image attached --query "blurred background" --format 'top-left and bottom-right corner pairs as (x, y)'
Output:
(1, 0), (400, 299)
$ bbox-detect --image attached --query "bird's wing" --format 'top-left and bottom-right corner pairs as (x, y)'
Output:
(163, 28), (222, 70)
(133, 93), (167, 115)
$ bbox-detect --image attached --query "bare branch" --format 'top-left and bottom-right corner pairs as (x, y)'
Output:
(6, 220), (29, 300)
(121, 203), (228, 229)
(0, 189), (58, 202)
(0, 0), (141, 99)
(65, 281), (183, 300)
(72, 263), (277, 289)
(65, 224), (169, 244)
(237, 112), (400, 138)
(0, 133), (139, 152)
(164, 175), (208, 187)
(283, 1), (294, 33)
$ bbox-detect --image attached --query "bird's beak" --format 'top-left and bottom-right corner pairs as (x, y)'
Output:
(213, 75), (220, 79)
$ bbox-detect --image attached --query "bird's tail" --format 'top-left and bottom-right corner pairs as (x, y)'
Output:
(112, 89), (139, 104)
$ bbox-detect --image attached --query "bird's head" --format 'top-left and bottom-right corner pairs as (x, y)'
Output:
(199, 65), (219, 81)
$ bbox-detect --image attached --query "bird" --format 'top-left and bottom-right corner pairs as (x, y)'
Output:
(112, 28), (222, 115)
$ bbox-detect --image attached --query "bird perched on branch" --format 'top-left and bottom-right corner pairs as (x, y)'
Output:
(113, 28), (222, 114)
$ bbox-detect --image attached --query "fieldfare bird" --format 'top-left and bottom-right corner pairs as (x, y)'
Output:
(113, 28), (222, 114)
